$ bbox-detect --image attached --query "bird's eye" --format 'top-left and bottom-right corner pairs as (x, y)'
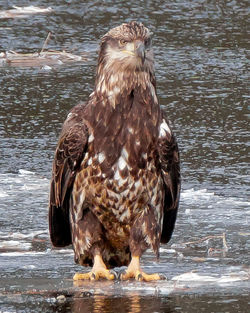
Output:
(119, 39), (127, 46)
(145, 38), (151, 48)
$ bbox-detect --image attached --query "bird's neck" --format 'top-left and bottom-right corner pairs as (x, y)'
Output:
(84, 69), (161, 162)
(93, 69), (158, 109)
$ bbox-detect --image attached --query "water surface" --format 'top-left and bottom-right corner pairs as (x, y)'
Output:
(0, 1), (249, 312)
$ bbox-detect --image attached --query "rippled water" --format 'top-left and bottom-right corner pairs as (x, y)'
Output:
(0, 1), (249, 312)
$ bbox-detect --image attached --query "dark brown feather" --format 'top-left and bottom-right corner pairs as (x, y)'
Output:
(49, 103), (88, 247)
(159, 113), (181, 243)
(48, 21), (181, 268)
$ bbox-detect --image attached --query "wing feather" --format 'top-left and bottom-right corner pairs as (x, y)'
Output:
(49, 105), (88, 247)
(158, 113), (181, 243)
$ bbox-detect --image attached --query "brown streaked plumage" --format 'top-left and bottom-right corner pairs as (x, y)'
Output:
(49, 21), (181, 281)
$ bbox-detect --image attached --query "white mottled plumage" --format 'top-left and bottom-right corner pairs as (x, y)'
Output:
(159, 119), (171, 137)
(87, 157), (92, 166)
(118, 155), (127, 170)
(128, 127), (134, 134)
(49, 21), (180, 281)
(121, 147), (129, 160)
(97, 152), (105, 163)
(88, 133), (94, 143)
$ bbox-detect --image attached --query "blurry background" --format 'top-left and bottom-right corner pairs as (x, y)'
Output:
(0, 1), (249, 312)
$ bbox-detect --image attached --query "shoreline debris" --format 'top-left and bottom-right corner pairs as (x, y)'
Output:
(0, 50), (87, 68)
(182, 233), (229, 252)
(0, 6), (53, 19)
(0, 32), (87, 68)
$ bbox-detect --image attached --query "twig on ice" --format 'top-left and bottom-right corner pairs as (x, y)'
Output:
(40, 32), (52, 54)
(182, 233), (228, 251)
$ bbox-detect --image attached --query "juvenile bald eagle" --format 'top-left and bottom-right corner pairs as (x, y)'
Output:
(49, 21), (180, 281)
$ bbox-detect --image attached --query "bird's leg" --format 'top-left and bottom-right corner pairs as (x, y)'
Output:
(120, 255), (163, 281)
(73, 254), (115, 281)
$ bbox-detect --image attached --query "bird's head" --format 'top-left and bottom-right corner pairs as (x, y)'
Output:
(97, 21), (154, 75)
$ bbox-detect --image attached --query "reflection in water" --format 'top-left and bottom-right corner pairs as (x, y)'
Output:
(49, 288), (250, 313)
(130, 295), (140, 313)
(70, 280), (173, 312)
(70, 293), (174, 313)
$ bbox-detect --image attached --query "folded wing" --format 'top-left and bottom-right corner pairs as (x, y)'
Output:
(158, 113), (181, 243)
(49, 106), (88, 247)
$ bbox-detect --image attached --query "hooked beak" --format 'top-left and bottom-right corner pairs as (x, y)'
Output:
(135, 41), (146, 63)
(122, 41), (146, 63)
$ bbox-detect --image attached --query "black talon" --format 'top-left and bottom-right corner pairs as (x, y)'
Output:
(159, 274), (167, 280)
(118, 271), (126, 280)
(91, 273), (96, 280)
(136, 273), (143, 281)
(109, 270), (118, 279)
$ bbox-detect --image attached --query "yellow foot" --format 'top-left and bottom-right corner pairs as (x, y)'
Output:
(73, 254), (116, 281)
(120, 269), (164, 281)
(119, 255), (166, 282)
(73, 269), (115, 281)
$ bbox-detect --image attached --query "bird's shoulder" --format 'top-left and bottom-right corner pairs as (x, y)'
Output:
(51, 102), (89, 207)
